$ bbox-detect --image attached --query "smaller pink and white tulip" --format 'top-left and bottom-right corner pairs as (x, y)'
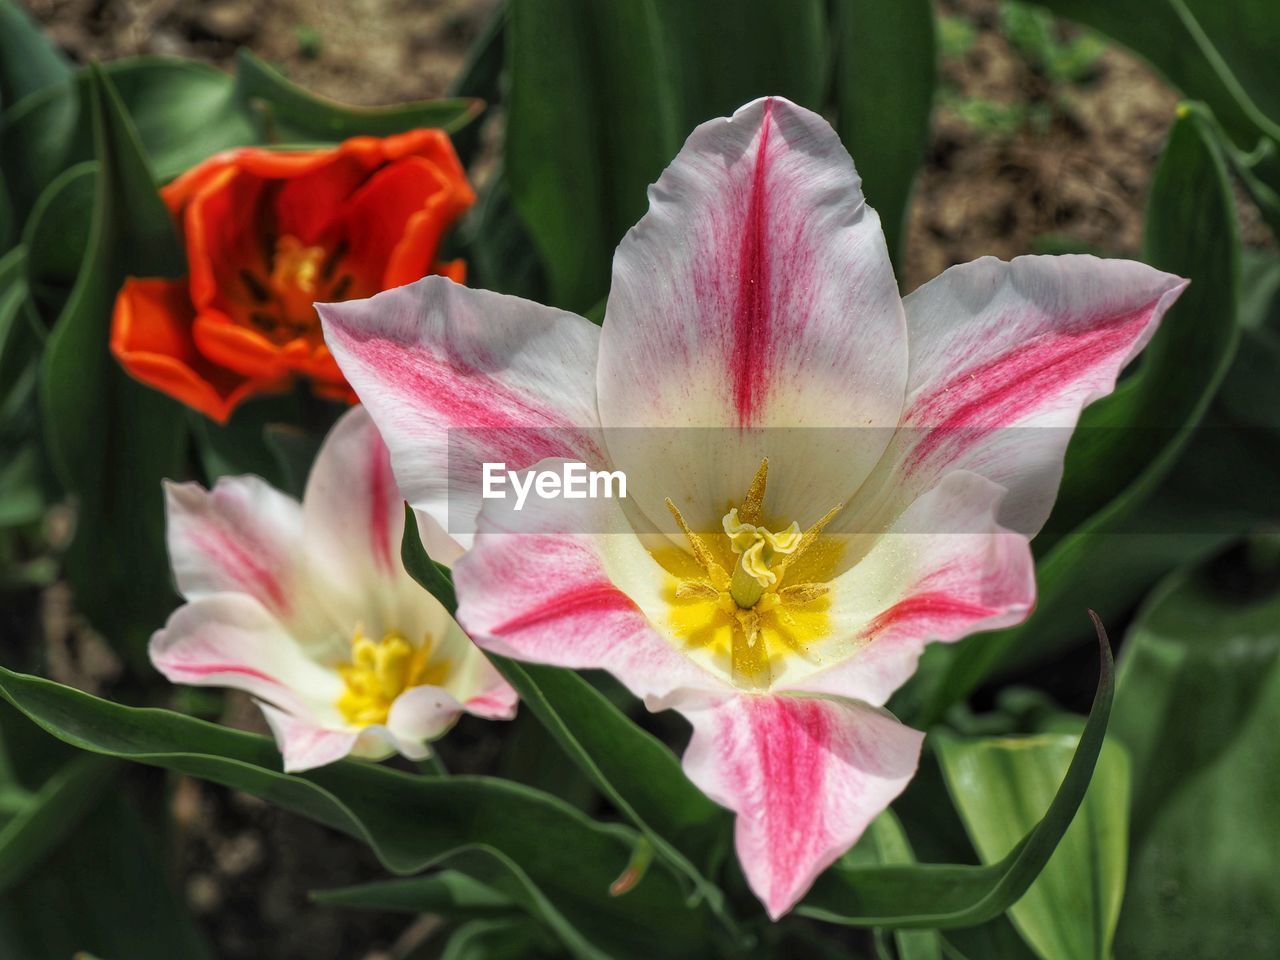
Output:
(150, 406), (515, 772)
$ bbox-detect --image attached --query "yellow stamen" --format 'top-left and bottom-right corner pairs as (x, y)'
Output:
(773, 502), (844, 580)
(738, 457), (770, 525)
(778, 582), (830, 604)
(336, 629), (447, 726)
(665, 498), (731, 588)
(659, 459), (845, 691)
(269, 235), (328, 328)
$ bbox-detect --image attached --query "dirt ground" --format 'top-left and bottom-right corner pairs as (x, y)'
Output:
(14, 0), (1264, 957)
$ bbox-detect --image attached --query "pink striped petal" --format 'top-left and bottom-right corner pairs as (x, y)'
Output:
(681, 693), (923, 919)
(598, 96), (907, 534)
(781, 471), (1035, 705)
(164, 477), (305, 623)
(423, 617), (519, 721)
(303, 405), (409, 586)
(454, 477), (724, 709)
(258, 701), (359, 772)
(150, 594), (343, 724)
(301, 406), (462, 632)
(385, 684), (466, 752)
(851, 255), (1187, 537)
(318, 277), (605, 545)
(465, 682), (519, 720)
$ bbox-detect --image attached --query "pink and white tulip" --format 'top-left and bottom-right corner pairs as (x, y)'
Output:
(150, 406), (516, 772)
(317, 98), (1186, 916)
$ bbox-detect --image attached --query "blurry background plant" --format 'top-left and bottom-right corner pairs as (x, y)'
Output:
(0, 0), (1277, 959)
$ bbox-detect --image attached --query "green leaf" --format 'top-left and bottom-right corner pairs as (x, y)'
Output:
(319, 846), (591, 953)
(0, 79), (84, 222)
(0, 666), (717, 960)
(233, 49), (483, 143)
(1, 59), (253, 221)
(1218, 251), (1280, 433)
(400, 516), (737, 937)
(491, 660), (734, 919)
(441, 916), (554, 960)
(190, 391), (318, 492)
(2, 48), (477, 227)
(1048, 103), (1241, 542)
(0, 707), (211, 960)
(0, 754), (117, 894)
(0, 169), (13, 253)
(504, 0), (826, 313)
(314, 869), (516, 916)
(659, 0), (827, 125)
(846, 812), (943, 960)
(0, 0), (70, 109)
(910, 102), (1242, 721)
(97, 57), (257, 180)
(1031, 0), (1280, 148)
(797, 614), (1114, 928)
(401, 504), (458, 613)
(446, 3), (507, 169)
(937, 731), (1130, 960)
(458, 170), (548, 303)
(20, 161), (95, 320)
(0, 245), (37, 417)
(833, 0), (937, 269)
(0, 790), (214, 960)
(263, 422), (326, 499)
(1109, 550), (1280, 957)
(37, 67), (190, 663)
(505, 0), (678, 313)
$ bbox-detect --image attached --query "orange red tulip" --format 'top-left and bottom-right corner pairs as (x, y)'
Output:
(111, 130), (474, 421)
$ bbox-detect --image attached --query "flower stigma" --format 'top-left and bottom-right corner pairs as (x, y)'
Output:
(336, 629), (448, 726)
(660, 459), (844, 689)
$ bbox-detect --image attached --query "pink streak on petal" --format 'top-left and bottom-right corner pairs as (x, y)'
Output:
(258, 701), (358, 772)
(323, 322), (598, 499)
(465, 684), (519, 720)
(726, 695), (831, 911)
(862, 589), (1001, 638)
(328, 326), (590, 449)
(160, 660), (280, 685)
(731, 97), (775, 427)
(189, 526), (292, 616)
(366, 424), (395, 574)
(455, 491), (723, 707)
(487, 582), (640, 637)
(682, 693), (923, 919)
(906, 303), (1153, 467)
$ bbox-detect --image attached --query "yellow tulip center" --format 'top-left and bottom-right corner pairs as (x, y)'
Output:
(659, 459), (844, 690)
(336, 629), (448, 726)
(269, 235), (329, 328)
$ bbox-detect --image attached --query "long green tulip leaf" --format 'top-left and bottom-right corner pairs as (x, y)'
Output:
(0, 666), (715, 960)
(799, 614), (1113, 928)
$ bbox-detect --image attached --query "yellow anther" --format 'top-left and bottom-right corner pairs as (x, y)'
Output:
(738, 458), (770, 525)
(337, 629), (443, 726)
(773, 502), (844, 580)
(270, 234), (328, 326)
(659, 459), (844, 692)
(778, 582), (829, 605)
(665, 498), (730, 583)
(675, 580), (720, 600)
